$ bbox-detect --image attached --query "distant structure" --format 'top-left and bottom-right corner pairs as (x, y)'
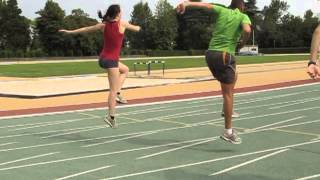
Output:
(238, 45), (259, 56)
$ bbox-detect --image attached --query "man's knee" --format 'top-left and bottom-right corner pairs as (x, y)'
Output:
(221, 86), (234, 97)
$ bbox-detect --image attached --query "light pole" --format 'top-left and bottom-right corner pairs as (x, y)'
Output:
(252, 28), (255, 46)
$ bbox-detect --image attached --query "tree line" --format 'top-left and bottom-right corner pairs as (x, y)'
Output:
(0, 0), (319, 58)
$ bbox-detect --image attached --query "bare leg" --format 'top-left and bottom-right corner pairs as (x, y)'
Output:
(310, 25), (320, 61)
(118, 62), (129, 93)
(221, 82), (235, 129)
(107, 68), (120, 116)
(220, 75), (237, 130)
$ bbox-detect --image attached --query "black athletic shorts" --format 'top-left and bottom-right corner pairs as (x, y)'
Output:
(205, 50), (236, 84)
(99, 58), (119, 69)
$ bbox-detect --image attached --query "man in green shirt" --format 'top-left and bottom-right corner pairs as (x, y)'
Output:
(177, 0), (251, 144)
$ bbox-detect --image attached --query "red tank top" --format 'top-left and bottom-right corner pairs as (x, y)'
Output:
(100, 21), (124, 61)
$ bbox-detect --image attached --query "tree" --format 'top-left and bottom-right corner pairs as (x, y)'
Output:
(245, 0), (260, 45)
(279, 14), (304, 47)
(176, 0), (215, 50)
(128, 1), (155, 49)
(257, 0), (289, 48)
(36, 0), (65, 56)
(0, 0), (5, 49)
(301, 10), (319, 47)
(153, 0), (178, 50)
(245, 0), (259, 21)
(62, 9), (102, 56)
(0, 0), (31, 52)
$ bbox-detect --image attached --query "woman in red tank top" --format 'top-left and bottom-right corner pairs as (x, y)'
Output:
(59, 5), (140, 128)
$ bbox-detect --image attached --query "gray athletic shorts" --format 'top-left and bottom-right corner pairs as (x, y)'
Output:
(205, 50), (236, 84)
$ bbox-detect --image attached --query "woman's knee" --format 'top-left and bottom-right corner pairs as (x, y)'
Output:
(120, 64), (129, 75)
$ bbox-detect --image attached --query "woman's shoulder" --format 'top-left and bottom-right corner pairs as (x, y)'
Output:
(120, 20), (129, 26)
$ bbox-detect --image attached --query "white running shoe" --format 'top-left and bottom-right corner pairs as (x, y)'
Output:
(116, 95), (128, 104)
(104, 115), (117, 129)
(220, 130), (242, 144)
(221, 111), (240, 118)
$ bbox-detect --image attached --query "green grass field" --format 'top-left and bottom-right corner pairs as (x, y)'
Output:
(0, 55), (308, 77)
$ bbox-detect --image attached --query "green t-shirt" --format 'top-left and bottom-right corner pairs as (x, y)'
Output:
(209, 5), (251, 54)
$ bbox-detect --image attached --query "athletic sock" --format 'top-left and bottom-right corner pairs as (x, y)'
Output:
(225, 129), (233, 135)
(109, 109), (116, 118)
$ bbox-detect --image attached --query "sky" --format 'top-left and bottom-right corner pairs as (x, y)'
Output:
(17, 0), (320, 21)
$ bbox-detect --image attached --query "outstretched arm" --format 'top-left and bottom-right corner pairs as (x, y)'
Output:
(121, 21), (141, 32)
(177, 0), (214, 14)
(308, 25), (320, 79)
(59, 23), (105, 34)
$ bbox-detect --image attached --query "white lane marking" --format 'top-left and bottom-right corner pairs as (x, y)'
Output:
(0, 142), (17, 146)
(188, 89), (320, 106)
(274, 129), (319, 138)
(0, 118), (222, 152)
(295, 174), (320, 180)
(209, 149), (289, 176)
(259, 119), (320, 131)
(311, 137), (320, 141)
(10, 116), (96, 131)
(137, 137), (219, 160)
(0, 137), (215, 171)
(245, 116), (305, 132)
(119, 116), (142, 122)
(236, 98), (311, 110)
(102, 140), (320, 180)
(0, 128), (319, 173)
(116, 90), (320, 119)
(1, 82), (319, 120)
(269, 97), (320, 110)
(82, 113), (249, 148)
(234, 90), (320, 106)
(55, 165), (113, 180)
(77, 112), (102, 119)
(83, 132), (155, 148)
(41, 126), (106, 139)
(41, 109), (208, 139)
(0, 110), (248, 140)
(0, 152), (59, 166)
(141, 109), (208, 121)
(224, 107), (320, 124)
(134, 116), (312, 160)
(0, 114), (98, 130)
(0, 132), (150, 152)
(0, 125), (102, 139)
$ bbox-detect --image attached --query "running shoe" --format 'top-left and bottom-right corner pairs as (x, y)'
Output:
(221, 111), (240, 118)
(116, 94), (128, 104)
(220, 130), (242, 144)
(104, 115), (117, 129)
